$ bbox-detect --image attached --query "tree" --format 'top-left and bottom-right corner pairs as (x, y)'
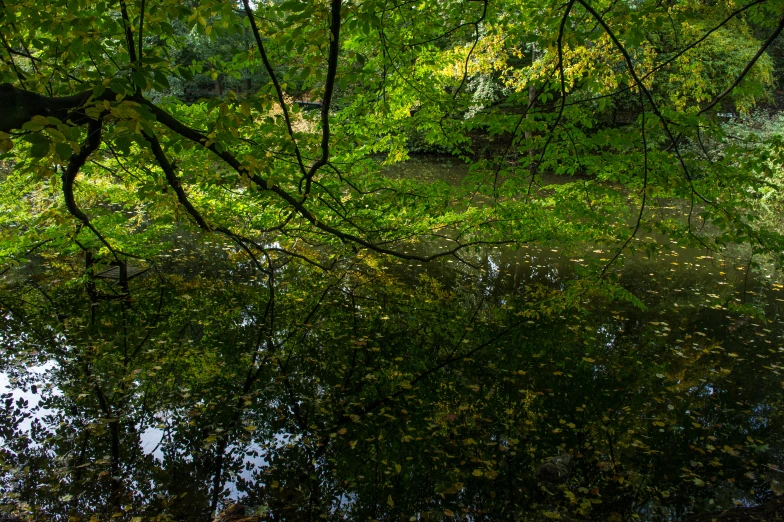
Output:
(1, 0), (784, 277)
(3, 2), (784, 518)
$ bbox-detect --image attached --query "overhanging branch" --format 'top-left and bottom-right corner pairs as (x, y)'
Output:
(0, 83), (96, 132)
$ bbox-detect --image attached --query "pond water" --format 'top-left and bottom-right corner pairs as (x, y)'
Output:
(1, 161), (783, 521)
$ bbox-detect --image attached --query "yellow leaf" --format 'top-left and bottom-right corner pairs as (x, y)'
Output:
(472, 469), (483, 477)
(443, 509), (455, 517)
(387, 495), (394, 507)
(243, 425), (256, 431)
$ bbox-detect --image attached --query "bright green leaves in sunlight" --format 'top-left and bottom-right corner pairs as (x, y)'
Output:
(1, 0), (784, 269)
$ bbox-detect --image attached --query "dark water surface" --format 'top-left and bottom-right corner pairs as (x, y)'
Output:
(1, 166), (783, 521)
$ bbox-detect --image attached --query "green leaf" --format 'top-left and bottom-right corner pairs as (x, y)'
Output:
(21, 120), (45, 132)
(0, 138), (13, 153)
(54, 142), (72, 160)
(30, 140), (50, 158)
(153, 70), (171, 90)
(280, 0), (307, 12)
(131, 70), (148, 90)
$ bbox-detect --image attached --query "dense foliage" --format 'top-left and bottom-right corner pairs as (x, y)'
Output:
(2, 0), (784, 520)
(0, 0), (783, 267)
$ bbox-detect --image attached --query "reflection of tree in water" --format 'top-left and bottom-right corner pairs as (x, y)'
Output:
(0, 244), (783, 521)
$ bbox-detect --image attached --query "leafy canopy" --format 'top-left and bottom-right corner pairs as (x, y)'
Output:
(0, 0), (783, 271)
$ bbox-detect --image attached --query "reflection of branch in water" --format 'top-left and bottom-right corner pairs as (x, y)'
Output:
(209, 250), (280, 515)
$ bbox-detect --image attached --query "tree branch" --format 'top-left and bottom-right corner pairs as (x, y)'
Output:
(0, 83), (98, 132)
(141, 129), (212, 230)
(305, 0), (343, 194)
(61, 120), (126, 260)
(241, 0), (308, 178)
